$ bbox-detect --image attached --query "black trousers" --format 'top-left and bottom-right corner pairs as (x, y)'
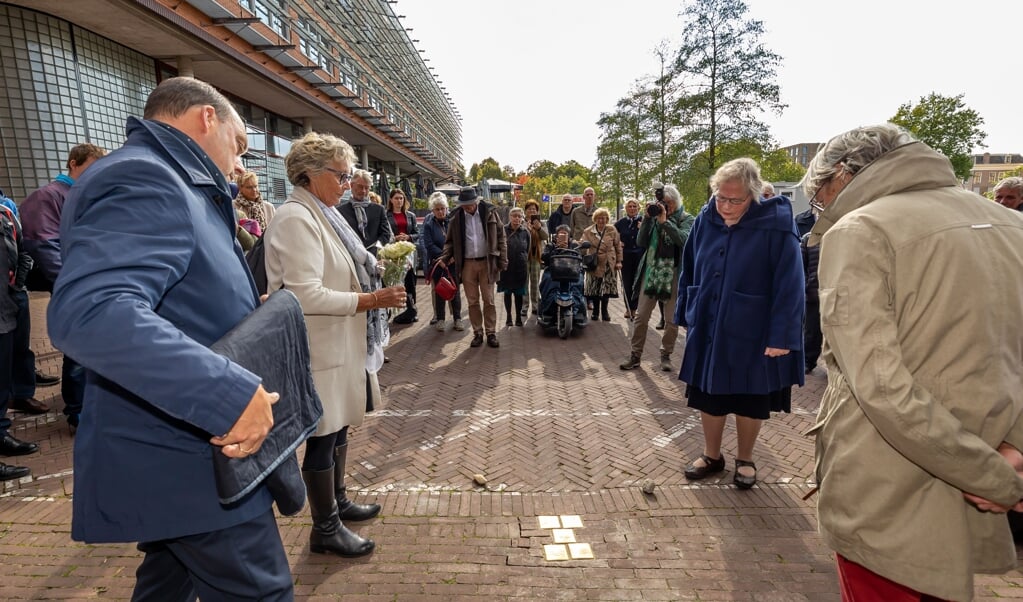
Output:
(804, 300), (822, 370)
(132, 509), (293, 601)
(0, 329), (13, 435)
(10, 290), (34, 399)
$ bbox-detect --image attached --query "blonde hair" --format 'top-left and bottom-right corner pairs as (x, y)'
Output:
(592, 207), (610, 221)
(285, 132), (356, 187)
(238, 171), (259, 188)
(368, 191), (382, 204)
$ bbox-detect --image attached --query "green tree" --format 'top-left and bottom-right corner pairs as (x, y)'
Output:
(521, 167), (596, 217)
(670, 0), (786, 178)
(890, 92), (986, 181)
(526, 160), (558, 179)
(468, 157), (504, 183)
(594, 46), (687, 208)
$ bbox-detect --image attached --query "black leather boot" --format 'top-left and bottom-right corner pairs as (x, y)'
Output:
(334, 444), (381, 521)
(302, 467), (375, 557)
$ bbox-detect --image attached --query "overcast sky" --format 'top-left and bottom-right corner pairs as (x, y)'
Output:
(396, 0), (1022, 173)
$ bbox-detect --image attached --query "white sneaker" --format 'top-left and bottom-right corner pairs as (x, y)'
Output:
(453, 319), (465, 331)
(435, 320), (446, 332)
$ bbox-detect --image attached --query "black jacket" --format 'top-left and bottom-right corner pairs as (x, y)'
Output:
(337, 201), (393, 254)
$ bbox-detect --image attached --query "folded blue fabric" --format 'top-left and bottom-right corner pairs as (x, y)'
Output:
(210, 289), (322, 515)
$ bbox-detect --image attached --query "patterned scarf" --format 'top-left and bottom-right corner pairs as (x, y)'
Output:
(350, 198), (370, 238)
(298, 188), (389, 375)
(234, 192), (268, 231)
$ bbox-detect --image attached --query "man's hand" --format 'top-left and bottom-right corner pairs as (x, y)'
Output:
(964, 442), (1023, 513)
(210, 384), (279, 458)
(764, 347), (790, 357)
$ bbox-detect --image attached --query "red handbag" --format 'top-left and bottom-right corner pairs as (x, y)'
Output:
(430, 263), (458, 301)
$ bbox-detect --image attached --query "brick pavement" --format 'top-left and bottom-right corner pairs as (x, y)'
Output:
(2, 288), (1022, 600)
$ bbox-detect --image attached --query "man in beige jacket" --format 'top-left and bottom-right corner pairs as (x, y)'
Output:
(805, 123), (1023, 602)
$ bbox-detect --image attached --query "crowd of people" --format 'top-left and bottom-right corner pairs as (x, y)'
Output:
(4, 75), (1023, 601)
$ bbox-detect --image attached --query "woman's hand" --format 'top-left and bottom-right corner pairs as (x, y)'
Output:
(764, 347), (790, 357)
(374, 286), (407, 309)
(396, 233), (410, 242)
(615, 262), (622, 270)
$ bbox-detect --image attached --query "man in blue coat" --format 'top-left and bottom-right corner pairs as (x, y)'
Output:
(48, 77), (292, 601)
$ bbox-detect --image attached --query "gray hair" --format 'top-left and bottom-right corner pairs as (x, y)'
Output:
(803, 123), (916, 200)
(144, 77), (236, 122)
(352, 169), (373, 186)
(509, 207), (525, 218)
(710, 158), (763, 203)
(994, 176), (1023, 196)
(285, 131), (357, 187)
(662, 184), (681, 207)
(428, 192), (448, 210)
(762, 182), (775, 197)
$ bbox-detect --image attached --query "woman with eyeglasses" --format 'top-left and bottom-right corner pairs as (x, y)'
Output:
(386, 188), (420, 324)
(264, 132), (406, 557)
(674, 157), (804, 490)
(422, 193), (462, 331)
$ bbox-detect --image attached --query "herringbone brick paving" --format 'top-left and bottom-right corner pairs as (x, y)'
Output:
(2, 288), (1022, 600)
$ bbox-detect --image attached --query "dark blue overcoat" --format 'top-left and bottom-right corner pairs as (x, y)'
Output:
(675, 195), (805, 395)
(48, 117), (269, 543)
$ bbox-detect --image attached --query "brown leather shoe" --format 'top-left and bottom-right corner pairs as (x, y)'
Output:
(10, 397), (49, 415)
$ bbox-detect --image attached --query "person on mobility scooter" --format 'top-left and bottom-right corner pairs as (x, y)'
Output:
(538, 225), (590, 338)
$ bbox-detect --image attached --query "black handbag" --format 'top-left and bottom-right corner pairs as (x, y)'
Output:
(583, 228), (606, 272)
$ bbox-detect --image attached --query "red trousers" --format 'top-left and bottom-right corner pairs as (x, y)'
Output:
(837, 555), (950, 602)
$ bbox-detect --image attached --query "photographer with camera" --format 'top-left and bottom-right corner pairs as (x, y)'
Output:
(620, 183), (694, 372)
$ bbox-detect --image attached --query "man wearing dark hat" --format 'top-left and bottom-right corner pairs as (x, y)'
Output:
(438, 187), (507, 348)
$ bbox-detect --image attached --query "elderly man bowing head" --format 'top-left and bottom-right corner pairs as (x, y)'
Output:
(438, 187), (508, 349)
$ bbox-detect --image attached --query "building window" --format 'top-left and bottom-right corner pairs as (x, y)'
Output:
(249, 0), (287, 39)
(272, 177), (287, 199)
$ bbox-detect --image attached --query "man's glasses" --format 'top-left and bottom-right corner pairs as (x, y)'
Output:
(324, 167), (353, 184)
(808, 187), (826, 212)
(715, 195), (748, 206)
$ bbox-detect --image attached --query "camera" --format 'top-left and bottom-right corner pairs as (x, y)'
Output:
(529, 215), (540, 224)
(653, 181), (665, 202)
(646, 202), (663, 218)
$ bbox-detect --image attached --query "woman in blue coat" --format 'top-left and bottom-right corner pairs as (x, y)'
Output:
(422, 192), (462, 331)
(675, 158), (804, 489)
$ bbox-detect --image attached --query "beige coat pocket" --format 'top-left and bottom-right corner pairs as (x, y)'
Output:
(819, 286), (848, 326)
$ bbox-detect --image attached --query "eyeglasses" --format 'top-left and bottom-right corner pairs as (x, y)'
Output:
(808, 187), (826, 212)
(323, 167), (353, 184)
(715, 195), (748, 206)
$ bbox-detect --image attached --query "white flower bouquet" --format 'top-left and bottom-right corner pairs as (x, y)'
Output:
(377, 240), (417, 287)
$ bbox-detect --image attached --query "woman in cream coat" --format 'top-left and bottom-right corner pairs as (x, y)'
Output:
(264, 132), (405, 558)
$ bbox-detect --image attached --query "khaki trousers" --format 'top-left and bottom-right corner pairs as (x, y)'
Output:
(461, 258), (497, 335)
(527, 260), (542, 312)
(630, 285), (680, 358)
